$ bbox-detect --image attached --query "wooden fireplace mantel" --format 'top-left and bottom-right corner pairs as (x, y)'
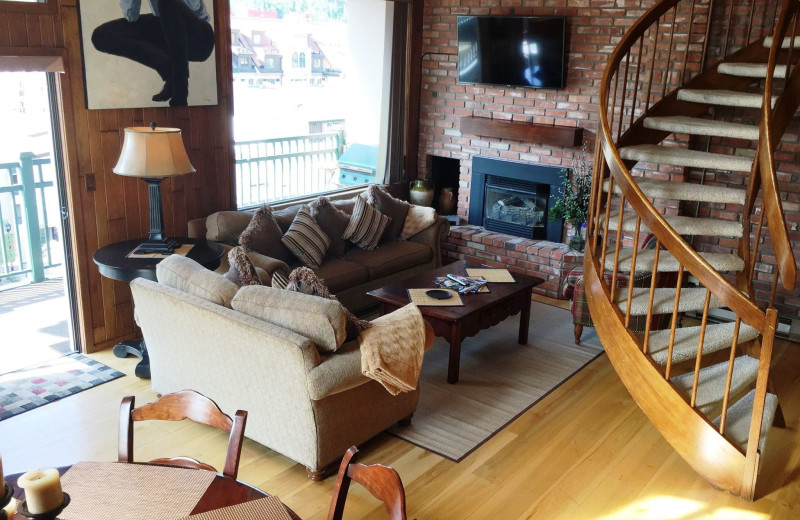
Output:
(460, 116), (583, 147)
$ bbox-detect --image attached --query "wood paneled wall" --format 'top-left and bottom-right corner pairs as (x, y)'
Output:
(0, 0), (236, 352)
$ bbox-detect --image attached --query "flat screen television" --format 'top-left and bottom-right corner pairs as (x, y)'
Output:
(457, 15), (566, 89)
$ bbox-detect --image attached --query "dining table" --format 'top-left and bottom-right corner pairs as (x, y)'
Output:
(2, 461), (301, 519)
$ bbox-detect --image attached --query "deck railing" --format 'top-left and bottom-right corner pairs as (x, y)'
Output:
(0, 153), (62, 285)
(235, 131), (344, 209)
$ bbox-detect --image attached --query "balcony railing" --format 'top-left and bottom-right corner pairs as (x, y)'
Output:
(235, 131), (345, 209)
(0, 152), (62, 285)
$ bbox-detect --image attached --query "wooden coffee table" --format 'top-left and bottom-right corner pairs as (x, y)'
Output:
(367, 260), (544, 384)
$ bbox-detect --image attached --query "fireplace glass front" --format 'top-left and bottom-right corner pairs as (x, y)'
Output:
(483, 175), (551, 239)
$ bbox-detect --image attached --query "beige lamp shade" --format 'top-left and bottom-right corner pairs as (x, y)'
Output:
(113, 126), (195, 178)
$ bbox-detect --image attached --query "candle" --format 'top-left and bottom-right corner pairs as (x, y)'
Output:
(17, 469), (63, 514)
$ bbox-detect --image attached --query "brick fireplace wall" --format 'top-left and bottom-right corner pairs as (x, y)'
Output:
(418, 0), (800, 318)
(418, 0), (642, 298)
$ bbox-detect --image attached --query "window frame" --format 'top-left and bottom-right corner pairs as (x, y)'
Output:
(0, 0), (55, 14)
(227, 0), (422, 209)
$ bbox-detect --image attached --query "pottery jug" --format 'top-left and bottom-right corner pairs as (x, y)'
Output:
(438, 187), (456, 214)
(409, 178), (434, 206)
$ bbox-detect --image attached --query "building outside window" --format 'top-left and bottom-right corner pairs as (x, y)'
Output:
(229, 0), (394, 208)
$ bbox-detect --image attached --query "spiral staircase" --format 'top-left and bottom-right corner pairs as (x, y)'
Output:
(587, 0), (799, 499)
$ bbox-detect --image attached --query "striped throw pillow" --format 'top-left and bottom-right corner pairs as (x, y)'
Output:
(343, 196), (391, 250)
(271, 270), (289, 289)
(281, 206), (330, 269)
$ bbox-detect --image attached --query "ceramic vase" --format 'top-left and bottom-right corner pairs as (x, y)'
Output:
(438, 187), (456, 214)
(409, 178), (434, 206)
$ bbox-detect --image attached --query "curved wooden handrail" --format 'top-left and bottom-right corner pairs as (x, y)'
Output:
(755, 0), (800, 291)
(587, 0), (794, 499)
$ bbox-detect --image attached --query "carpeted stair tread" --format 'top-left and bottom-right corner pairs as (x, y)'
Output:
(605, 247), (745, 273)
(764, 35), (800, 49)
(713, 390), (778, 454)
(647, 322), (760, 365)
(718, 62), (787, 79)
(643, 115), (759, 140)
(618, 144), (754, 172)
(677, 89), (776, 109)
(617, 287), (723, 316)
(670, 355), (759, 418)
(601, 209), (744, 238)
(603, 176), (747, 204)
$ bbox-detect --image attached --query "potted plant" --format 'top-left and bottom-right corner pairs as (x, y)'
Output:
(549, 148), (592, 252)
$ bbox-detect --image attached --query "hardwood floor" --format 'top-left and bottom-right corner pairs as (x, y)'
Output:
(1, 322), (799, 519)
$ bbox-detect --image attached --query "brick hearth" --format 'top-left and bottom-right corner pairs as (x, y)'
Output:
(443, 225), (583, 299)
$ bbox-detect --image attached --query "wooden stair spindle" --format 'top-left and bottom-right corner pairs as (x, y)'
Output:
(719, 318), (742, 435)
(664, 265), (684, 380)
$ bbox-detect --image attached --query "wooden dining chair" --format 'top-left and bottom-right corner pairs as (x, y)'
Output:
(119, 390), (247, 478)
(327, 446), (407, 520)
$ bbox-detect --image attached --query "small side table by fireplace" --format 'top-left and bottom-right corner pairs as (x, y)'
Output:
(93, 238), (224, 378)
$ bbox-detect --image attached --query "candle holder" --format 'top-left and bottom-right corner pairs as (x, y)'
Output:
(16, 493), (70, 520)
(1, 481), (15, 520)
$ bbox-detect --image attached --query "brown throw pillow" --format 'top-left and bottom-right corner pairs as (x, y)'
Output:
(239, 205), (295, 265)
(309, 196), (352, 258)
(284, 266), (371, 341)
(224, 246), (262, 287)
(366, 185), (410, 242)
(343, 196), (391, 250)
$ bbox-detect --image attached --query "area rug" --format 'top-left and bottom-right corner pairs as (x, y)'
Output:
(0, 353), (124, 421)
(388, 301), (604, 461)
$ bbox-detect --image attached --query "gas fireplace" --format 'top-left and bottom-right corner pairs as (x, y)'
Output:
(469, 156), (564, 242)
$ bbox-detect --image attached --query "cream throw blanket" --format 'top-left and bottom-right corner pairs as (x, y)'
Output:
(360, 303), (427, 395)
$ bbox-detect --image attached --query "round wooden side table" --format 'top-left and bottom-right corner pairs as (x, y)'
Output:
(93, 238), (224, 378)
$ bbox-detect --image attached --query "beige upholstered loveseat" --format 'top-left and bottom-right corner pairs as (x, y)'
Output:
(187, 195), (450, 312)
(130, 256), (431, 479)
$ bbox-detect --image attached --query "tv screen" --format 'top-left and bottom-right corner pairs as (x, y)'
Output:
(457, 15), (566, 89)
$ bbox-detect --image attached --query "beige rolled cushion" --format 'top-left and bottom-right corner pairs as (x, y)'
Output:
(401, 205), (438, 239)
(155, 254), (239, 308)
(232, 285), (347, 352)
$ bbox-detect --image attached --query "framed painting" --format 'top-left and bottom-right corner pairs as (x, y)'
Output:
(77, 0), (218, 109)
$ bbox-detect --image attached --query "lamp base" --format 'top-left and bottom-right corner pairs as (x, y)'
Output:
(133, 237), (180, 255)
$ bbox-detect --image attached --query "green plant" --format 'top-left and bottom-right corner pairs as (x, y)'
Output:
(549, 148), (592, 229)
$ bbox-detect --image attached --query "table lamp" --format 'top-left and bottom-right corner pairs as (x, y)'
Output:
(113, 123), (195, 254)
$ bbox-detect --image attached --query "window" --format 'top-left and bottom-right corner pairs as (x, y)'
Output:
(253, 33), (262, 44)
(230, 0), (395, 208)
(239, 55), (249, 66)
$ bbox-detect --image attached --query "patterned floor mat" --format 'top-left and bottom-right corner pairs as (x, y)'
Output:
(0, 353), (124, 421)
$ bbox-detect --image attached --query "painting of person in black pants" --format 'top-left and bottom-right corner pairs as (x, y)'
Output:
(89, 0), (215, 107)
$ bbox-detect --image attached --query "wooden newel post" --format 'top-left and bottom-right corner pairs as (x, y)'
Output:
(19, 152), (45, 283)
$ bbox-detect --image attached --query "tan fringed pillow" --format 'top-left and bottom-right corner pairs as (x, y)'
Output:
(224, 246), (263, 287)
(401, 205), (438, 239)
(343, 196), (391, 250)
